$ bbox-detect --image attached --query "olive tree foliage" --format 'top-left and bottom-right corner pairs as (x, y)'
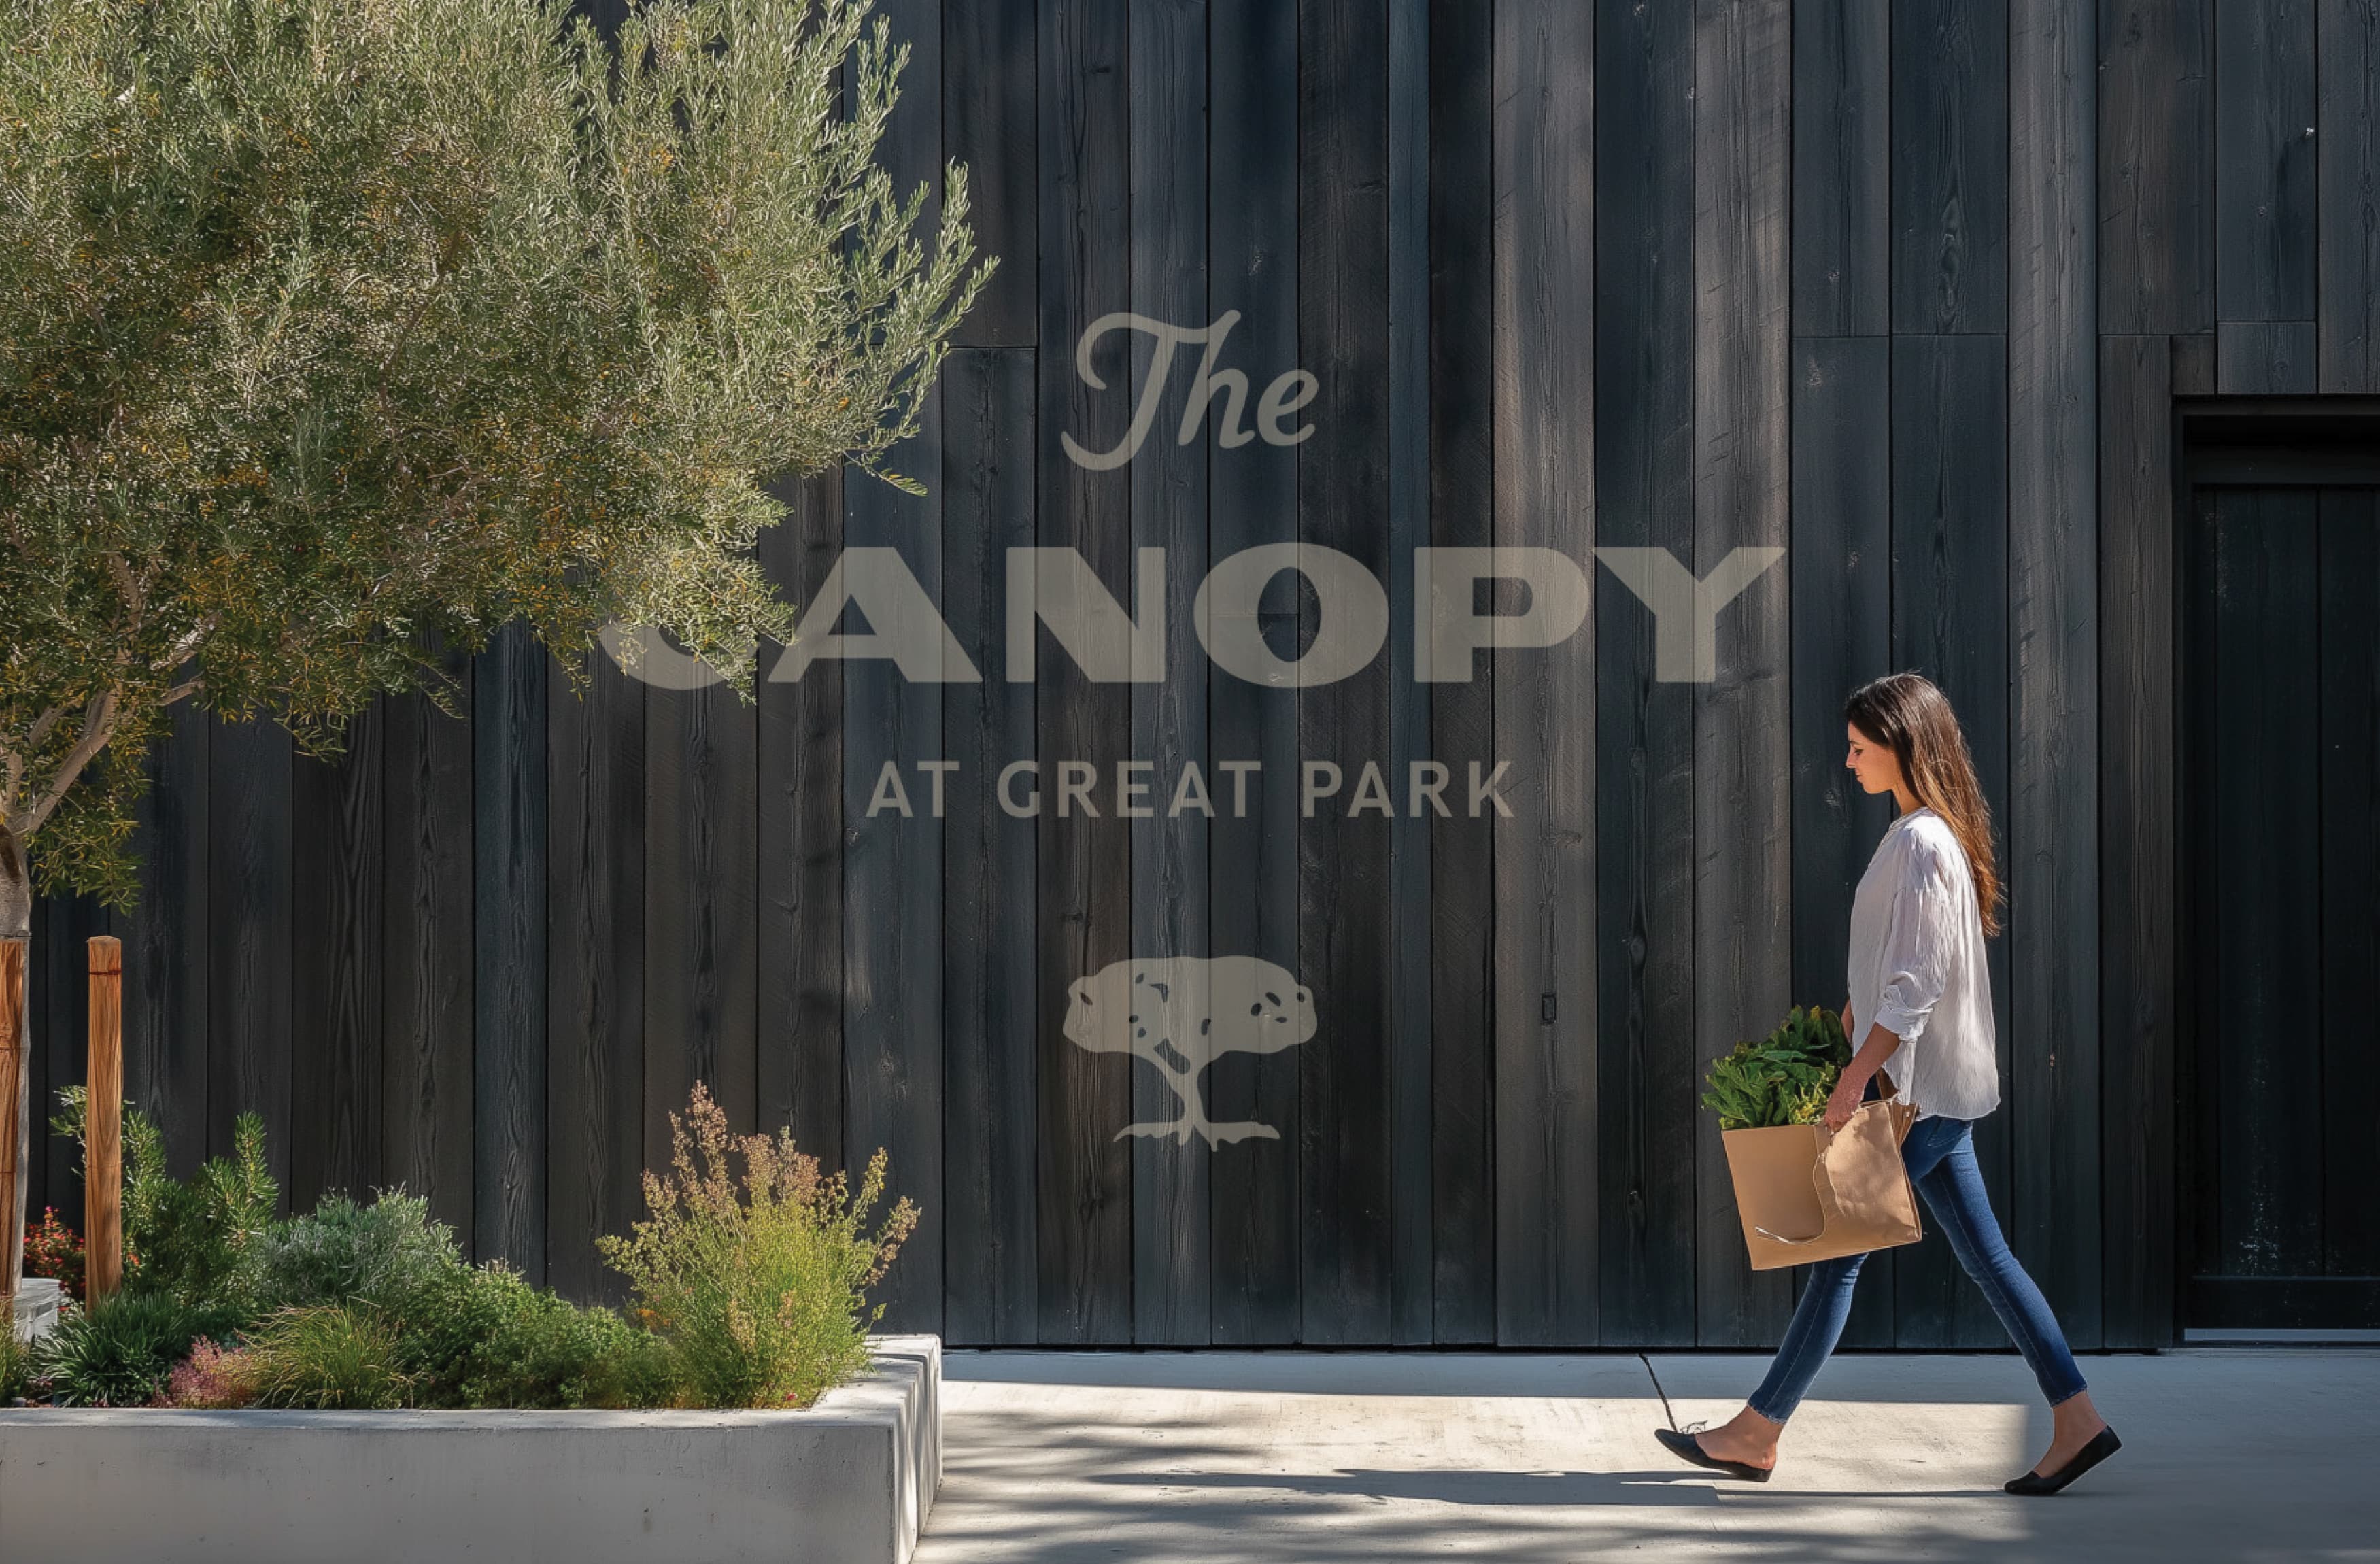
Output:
(0, 0), (989, 938)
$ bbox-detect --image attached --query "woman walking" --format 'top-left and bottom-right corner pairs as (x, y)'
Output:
(1655, 671), (2120, 1496)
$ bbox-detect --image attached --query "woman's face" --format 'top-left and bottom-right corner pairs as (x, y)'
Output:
(1844, 722), (1903, 796)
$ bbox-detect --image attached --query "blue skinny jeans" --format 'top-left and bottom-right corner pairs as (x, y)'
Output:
(1746, 1108), (2089, 1424)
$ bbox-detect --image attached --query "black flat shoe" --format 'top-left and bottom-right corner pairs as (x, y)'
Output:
(2005, 1425), (2122, 1495)
(1654, 1426), (1773, 1483)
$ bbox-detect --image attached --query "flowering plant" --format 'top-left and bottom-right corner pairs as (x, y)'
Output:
(22, 1206), (84, 1302)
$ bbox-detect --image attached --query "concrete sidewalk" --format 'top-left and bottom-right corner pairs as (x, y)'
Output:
(913, 1348), (2379, 1563)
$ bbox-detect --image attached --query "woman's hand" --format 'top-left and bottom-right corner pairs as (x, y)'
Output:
(1823, 1067), (1868, 1133)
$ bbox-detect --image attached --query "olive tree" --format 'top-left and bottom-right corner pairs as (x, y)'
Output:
(0, 0), (987, 1293)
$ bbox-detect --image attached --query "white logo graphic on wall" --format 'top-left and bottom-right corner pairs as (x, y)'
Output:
(1064, 957), (1316, 1146)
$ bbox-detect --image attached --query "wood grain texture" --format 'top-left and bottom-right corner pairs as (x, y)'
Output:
(290, 707), (384, 1211)
(1205, 0), (1302, 1346)
(2317, 486), (2380, 1280)
(643, 675), (758, 1152)
(2215, 0), (2317, 321)
(35, 898), (105, 1231)
(1888, 333), (2012, 1348)
(1788, 335), (1895, 1348)
(2217, 318), (2322, 390)
(84, 936), (122, 1302)
(2098, 335), (2179, 1346)
(545, 643), (644, 1304)
(2173, 328), (2220, 394)
(1596, 0), (1695, 1350)
(841, 0), (945, 1340)
(2101, 0), (2213, 333)
(940, 350), (1038, 1344)
(2009, 0), (2103, 1347)
(1034, 0), (1133, 1344)
(1423, 0), (1496, 1345)
(1297, 0), (1396, 1348)
(1891, 0), (2009, 333)
(0, 938), (23, 1296)
(944, 0), (1038, 345)
(758, 467), (849, 1179)
(2318, 0), (2380, 390)
(381, 681), (475, 1246)
(1127, 0), (1212, 1348)
(473, 625), (548, 1277)
(208, 717), (292, 1201)
(1490, 0), (1603, 1348)
(124, 700), (208, 1177)
(1792, 0), (1891, 336)
(1692, 0), (1792, 1348)
(1384, 0), (1434, 1347)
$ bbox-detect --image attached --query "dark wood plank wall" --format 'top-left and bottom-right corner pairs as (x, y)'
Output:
(19, 0), (2380, 1348)
(1033, 0), (1133, 1344)
(2009, 0), (2103, 1349)
(1129, 0), (1212, 1350)
(1788, 0), (1894, 1353)
(1492, 0), (1597, 1350)
(1422, 0), (1496, 1346)
(1691, 0), (1792, 1349)
(1597, 0), (1698, 1351)
(1204, 0), (1302, 1346)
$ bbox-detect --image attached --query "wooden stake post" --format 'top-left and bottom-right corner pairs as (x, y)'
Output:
(86, 936), (123, 1303)
(1, 938), (23, 1304)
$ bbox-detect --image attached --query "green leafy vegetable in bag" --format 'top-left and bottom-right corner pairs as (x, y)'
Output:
(1700, 1005), (1854, 1130)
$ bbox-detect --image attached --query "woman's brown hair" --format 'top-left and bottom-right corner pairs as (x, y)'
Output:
(1843, 672), (2003, 937)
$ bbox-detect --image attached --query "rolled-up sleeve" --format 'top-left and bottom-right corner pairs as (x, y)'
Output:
(1873, 843), (1956, 1042)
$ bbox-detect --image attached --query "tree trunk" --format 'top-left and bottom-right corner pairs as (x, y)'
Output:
(2, 830), (29, 1301)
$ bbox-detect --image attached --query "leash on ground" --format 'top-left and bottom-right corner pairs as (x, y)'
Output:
(1639, 1353), (1680, 1432)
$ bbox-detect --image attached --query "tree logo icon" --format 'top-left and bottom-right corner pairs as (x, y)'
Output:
(1062, 956), (1317, 1146)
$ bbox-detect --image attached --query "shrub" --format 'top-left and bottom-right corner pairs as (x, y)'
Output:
(49, 1087), (153, 1283)
(1, 1319), (30, 1401)
(394, 1261), (664, 1409)
(34, 1291), (244, 1407)
(599, 1084), (919, 1410)
(577, 1319), (681, 1410)
(50, 1104), (282, 1314)
(21, 1207), (84, 1303)
(244, 1191), (462, 1317)
(157, 1338), (264, 1409)
(245, 1306), (412, 1410)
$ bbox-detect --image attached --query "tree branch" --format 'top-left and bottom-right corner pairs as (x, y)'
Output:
(0, 741), (22, 828)
(152, 615), (215, 673)
(22, 705), (69, 754)
(21, 689), (120, 837)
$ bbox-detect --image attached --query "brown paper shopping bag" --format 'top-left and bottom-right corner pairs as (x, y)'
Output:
(1721, 1091), (1922, 1271)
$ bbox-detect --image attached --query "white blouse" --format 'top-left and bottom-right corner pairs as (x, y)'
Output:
(1846, 806), (2001, 1121)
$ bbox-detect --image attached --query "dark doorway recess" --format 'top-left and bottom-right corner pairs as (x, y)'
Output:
(2179, 398), (2380, 1334)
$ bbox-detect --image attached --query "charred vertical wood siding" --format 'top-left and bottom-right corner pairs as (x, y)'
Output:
(25, 0), (2380, 1346)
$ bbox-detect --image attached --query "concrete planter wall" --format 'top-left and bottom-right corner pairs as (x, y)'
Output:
(0, 1333), (940, 1564)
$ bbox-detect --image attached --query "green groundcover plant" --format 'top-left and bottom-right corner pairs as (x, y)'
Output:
(18, 1083), (914, 1411)
(243, 1305), (413, 1410)
(1701, 1005), (1856, 1131)
(35, 1290), (248, 1405)
(0, 1313), (31, 1400)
